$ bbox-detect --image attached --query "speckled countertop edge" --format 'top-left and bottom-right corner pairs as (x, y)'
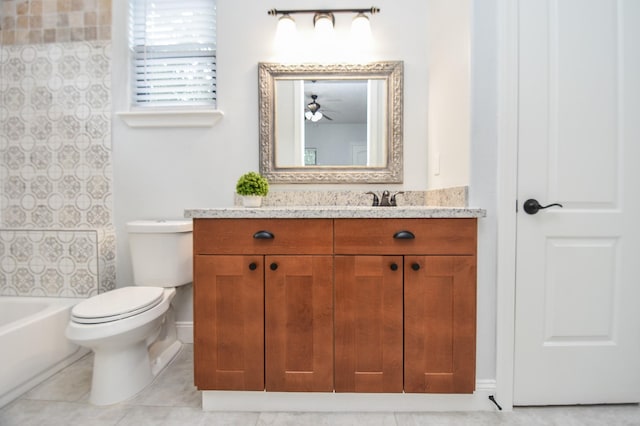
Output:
(184, 206), (486, 219)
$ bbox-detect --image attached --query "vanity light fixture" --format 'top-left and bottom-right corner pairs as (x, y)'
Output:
(276, 13), (297, 36)
(275, 13), (298, 51)
(351, 12), (372, 41)
(313, 12), (335, 35)
(269, 7), (380, 36)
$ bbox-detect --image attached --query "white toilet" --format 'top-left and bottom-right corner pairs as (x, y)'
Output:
(65, 219), (193, 405)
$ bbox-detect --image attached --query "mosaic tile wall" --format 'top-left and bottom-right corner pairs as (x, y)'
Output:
(0, 40), (115, 296)
(0, 228), (115, 296)
(1, 0), (112, 46)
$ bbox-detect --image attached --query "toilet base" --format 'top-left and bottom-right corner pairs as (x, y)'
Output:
(86, 304), (182, 405)
(89, 338), (183, 406)
(90, 341), (153, 406)
(148, 305), (180, 376)
(151, 340), (181, 376)
(65, 288), (183, 405)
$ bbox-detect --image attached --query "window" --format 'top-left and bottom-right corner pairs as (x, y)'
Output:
(129, 0), (217, 107)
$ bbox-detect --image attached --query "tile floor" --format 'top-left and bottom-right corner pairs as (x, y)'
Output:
(1, 344), (639, 425)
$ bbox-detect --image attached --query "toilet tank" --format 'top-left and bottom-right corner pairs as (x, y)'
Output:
(126, 219), (193, 287)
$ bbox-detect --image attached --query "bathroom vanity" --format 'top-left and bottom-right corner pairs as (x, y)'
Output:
(185, 206), (486, 411)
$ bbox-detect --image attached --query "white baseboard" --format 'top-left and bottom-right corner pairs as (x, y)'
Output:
(176, 321), (193, 344)
(202, 380), (499, 412)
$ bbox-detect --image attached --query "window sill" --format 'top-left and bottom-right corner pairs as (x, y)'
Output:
(117, 109), (224, 128)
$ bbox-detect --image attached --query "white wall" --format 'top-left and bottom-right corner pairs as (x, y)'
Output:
(110, 0), (499, 381)
(423, 0), (498, 383)
(470, 0), (499, 383)
(426, 0), (471, 190)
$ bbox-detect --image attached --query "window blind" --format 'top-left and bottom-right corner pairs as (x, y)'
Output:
(129, 0), (217, 107)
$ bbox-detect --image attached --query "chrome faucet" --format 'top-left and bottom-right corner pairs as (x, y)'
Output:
(366, 191), (404, 207)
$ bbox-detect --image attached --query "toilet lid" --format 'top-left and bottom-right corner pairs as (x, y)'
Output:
(71, 287), (165, 324)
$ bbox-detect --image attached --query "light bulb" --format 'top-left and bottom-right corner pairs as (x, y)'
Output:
(313, 13), (335, 38)
(277, 14), (296, 34)
(311, 112), (323, 122)
(351, 13), (372, 48)
(275, 14), (298, 52)
(312, 12), (336, 59)
(305, 111), (313, 120)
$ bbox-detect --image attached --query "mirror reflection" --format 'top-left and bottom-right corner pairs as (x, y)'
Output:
(258, 61), (403, 183)
(275, 79), (387, 168)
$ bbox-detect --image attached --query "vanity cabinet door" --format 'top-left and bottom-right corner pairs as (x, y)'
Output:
(334, 255), (404, 393)
(193, 255), (264, 391)
(265, 255), (334, 392)
(404, 256), (476, 393)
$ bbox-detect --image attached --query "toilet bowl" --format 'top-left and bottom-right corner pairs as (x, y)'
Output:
(65, 219), (192, 406)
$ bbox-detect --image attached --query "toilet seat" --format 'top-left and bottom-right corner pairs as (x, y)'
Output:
(71, 287), (165, 324)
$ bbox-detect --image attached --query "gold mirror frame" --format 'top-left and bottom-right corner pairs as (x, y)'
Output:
(258, 61), (403, 183)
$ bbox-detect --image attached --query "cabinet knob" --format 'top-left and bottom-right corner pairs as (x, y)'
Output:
(253, 230), (274, 239)
(393, 230), (415, 239)
(249, 262), (258, 271)
(411, 262), (421, 271)
(390, 262), (398, 271)
(270, 262), (278, 271)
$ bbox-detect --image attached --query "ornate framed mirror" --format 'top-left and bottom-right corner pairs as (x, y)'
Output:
(258, 61), (403, 183)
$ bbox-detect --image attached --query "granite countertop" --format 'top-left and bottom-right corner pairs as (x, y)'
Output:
(184, 206), (486, 219)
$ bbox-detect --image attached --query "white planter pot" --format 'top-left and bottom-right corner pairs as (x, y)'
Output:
(242, 195), (263, 208)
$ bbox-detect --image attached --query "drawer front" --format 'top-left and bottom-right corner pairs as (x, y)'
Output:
(194, 218), (333, 255)
(334, 218), (477, 255)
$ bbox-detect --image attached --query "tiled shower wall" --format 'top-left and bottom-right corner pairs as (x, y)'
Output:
(0, 0), (114, 297)
(1, 0), (111, 45)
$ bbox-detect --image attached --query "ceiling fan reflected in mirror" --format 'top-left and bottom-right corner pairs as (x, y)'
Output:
(305, 94), (333, 122)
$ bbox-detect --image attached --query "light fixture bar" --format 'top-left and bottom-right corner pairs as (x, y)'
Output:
(268, 7), (380, 17)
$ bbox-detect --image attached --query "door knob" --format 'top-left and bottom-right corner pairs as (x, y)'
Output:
(523, 198), (563, 215)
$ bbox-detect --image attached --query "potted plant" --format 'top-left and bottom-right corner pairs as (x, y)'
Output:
(236, 171), (269, 207)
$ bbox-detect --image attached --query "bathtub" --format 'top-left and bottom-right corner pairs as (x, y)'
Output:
(0, 297), (89, 408)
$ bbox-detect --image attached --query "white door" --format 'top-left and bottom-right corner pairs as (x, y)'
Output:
(514, 0), (640, 405)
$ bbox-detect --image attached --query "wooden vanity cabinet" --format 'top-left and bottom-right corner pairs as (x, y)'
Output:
(334, 219), (477, 394)
(194, 216), (477, 395)
(193, 219), (333, 392)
